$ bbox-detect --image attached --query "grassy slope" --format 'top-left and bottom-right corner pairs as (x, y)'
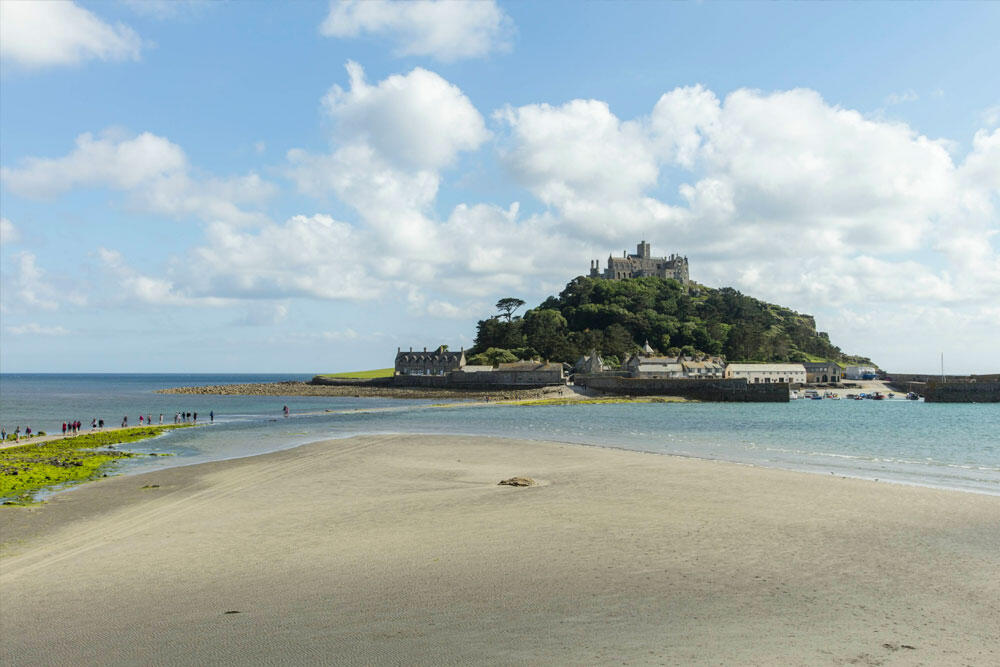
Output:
(1, 425), (190, 504)
(318, 368), (394, 379)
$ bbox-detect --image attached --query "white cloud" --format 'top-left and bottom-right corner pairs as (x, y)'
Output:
(97, 248), (229, 306)
(183, 215), (382, 301)
(320, 0), (512, 62)
(2, 251), (85, 311)
(1, 218), (20, 244)
(496, 99), (658, 208)
(2, 131), (275, 225)
(6, 323), (70, 336)
(323, 61), (489, 170)
(2, 131), (185, 196)
(0, 0), (142, 68)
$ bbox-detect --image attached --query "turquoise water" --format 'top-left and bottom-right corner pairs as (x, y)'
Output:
(1, 374), (998, 496)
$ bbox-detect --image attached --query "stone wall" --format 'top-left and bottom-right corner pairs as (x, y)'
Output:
(575, 375), (789, 402)
(923, 381), (1000, 403)
(392, 369), (565, 390)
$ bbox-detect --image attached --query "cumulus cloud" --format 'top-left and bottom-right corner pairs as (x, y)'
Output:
(0, 1), (143, 68)
(288, 63), (490, 261)
(323, 61), (489, 170)
(320, 0), (512, 61)
(6, 323), (70, 336)
(2, 131), (275, 225)
(184, 215), (382, 301)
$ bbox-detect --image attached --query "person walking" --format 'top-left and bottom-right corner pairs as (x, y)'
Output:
(193, 412), (198, 423)
(99, 418), (104, 429)
(210, 410), (214, 423)
(283, 405), (289, 417)
(1, 426), (5, 441)
(159, 414), (163, 425)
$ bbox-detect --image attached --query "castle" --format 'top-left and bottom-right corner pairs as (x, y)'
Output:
(589, 241), (689, 284)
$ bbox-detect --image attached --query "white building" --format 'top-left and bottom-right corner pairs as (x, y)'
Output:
(625, 353), (725, 379)
(724, 363), (807, 385)
(844, 366), (878, 380)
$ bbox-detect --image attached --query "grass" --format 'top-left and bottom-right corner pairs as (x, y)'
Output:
(1, 425), (191, 505)
(318, 368), (394, 379)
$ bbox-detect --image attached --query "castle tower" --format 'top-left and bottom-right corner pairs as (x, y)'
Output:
(637, 240), (651, 259)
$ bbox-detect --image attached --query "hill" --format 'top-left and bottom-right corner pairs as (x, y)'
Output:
(470, 276), (875, 368)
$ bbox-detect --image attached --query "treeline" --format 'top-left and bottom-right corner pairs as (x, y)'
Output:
(469, 276), (874, 367)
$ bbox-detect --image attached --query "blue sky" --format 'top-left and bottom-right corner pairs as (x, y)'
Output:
(1, 0), (998, 374)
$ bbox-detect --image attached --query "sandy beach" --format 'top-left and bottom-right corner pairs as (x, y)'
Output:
(2, 434), (998, 665)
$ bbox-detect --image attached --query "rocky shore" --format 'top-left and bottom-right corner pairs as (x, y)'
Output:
(156, 381), (579, 401)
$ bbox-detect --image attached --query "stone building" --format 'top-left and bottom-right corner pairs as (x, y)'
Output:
(395, 346), (466, 376)
(724, 363), (806, 385)
(624, 349), (725, 379)
(589, 240), (689, 284)
(574, 350), (606, 374)
(803, 361), (842, 384)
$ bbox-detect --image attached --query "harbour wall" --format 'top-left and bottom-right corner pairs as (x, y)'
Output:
(574, 375), (789, 402)
(923, 381), (1000, 403)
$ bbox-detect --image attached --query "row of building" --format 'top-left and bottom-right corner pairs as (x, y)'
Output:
(395, 345), (868, 386)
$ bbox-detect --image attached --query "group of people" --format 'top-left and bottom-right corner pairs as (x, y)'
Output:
(61, 420), (89, 435)
(2, 409), (218, 444)
(2, 425), (29, 442)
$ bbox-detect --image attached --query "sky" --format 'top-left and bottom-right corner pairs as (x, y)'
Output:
(1, 0), (998, 374)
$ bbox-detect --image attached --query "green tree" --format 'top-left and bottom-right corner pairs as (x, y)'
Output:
(523, 309), (571, 361)
(495, 297), (526, 322)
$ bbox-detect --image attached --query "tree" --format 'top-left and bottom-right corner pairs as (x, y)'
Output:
(495, 297), (526, 322)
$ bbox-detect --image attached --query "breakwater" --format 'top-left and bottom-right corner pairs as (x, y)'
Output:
(923, 381), (1000, 403)
(574, 376), (789, 402)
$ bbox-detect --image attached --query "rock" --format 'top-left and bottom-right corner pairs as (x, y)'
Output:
(498, 477), (535, 487)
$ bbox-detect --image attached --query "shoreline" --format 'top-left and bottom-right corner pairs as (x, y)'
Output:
(3, 434), (997, 665)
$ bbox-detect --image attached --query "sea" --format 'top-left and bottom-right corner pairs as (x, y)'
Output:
(1, 373), (998, 497)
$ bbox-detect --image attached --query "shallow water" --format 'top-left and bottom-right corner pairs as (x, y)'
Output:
(1, 374), (998, 495)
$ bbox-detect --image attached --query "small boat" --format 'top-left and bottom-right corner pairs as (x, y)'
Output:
(846, 393), (858, 399)
(872, 392), (885, 400)
(906, 392), (920, 400)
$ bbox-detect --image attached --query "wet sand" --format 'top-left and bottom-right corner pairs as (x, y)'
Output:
(2, 434), (998, 665)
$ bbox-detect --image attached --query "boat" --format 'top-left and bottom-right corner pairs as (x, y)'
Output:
(872, 392), (885, 400)
(906, 392), (920, 400)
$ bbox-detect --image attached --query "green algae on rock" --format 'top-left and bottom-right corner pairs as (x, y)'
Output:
(1, 425), (191, 505)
